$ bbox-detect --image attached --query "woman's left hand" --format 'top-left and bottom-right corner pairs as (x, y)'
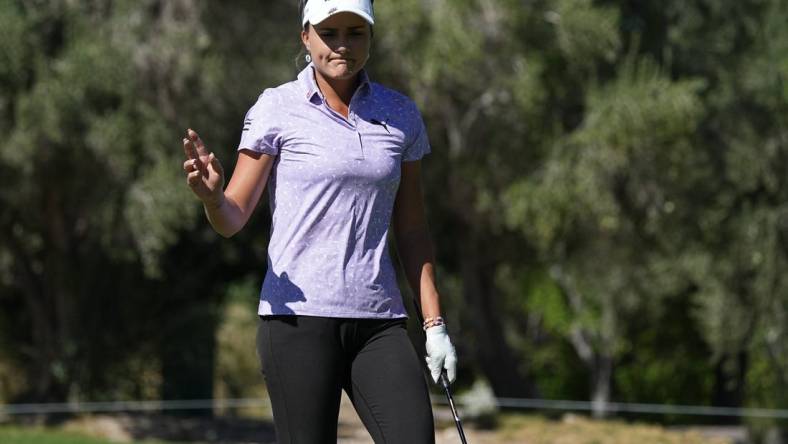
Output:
(425, 324), (457, 385)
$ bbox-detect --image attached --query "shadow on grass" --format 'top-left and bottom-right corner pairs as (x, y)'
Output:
(119, 414), (277, 443)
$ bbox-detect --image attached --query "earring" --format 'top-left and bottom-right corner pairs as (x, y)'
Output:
(305, 53), (312, 63)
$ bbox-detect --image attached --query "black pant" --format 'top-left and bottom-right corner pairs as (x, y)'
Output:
(256, 315), (435, 443)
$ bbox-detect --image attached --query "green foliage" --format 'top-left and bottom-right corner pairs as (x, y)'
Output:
(500, 57), (706, 407)
(0, 426), (176, 444)
(614, 292), (716, 409)
(0, 428), (117, 444)
(525, 270), (571, 335)
(550, 0), (621, 69)
(213, 278), (268, 410)
(0, 0), (287, 403)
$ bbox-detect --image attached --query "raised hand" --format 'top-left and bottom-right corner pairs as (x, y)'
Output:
(182, 128), (225, 207)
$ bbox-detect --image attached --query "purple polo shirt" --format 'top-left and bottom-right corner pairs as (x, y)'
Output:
(238, 63), (431, 319)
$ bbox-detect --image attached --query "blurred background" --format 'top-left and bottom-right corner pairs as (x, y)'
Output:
(1, 0), (787, 443)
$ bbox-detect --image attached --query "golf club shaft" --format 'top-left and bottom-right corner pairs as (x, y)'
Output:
(440, 371), (468, 444)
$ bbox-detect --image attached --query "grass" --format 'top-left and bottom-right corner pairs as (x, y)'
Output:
(0, 426), (119, 444)
(0, 426), (175, 444)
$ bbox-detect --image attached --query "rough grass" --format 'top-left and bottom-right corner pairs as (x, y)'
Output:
(0, 426), (119, 444)
(0, 426), (175, 444)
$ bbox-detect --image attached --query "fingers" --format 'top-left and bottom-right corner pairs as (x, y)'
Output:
(425, 355), (443, 384)
(432, 368), (442, 384)
(444, 340), (458, 384)
(183, 158), (198, 172)
(183, 145), (206, 175)
(208, 152), (224, 178)
(186, 169), (202, 187)
(182, 128), (209, 162)
(183, 136), (199, 161)
(445, 354), (458, 384)
(187, 128), (210, 157)
(182, 149), (222, 174)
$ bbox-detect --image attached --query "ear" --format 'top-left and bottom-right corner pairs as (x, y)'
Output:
(301, 25), (310, 49)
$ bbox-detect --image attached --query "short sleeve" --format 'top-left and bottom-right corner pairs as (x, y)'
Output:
(402, 105), (431, 162)
(238, 89), (282, 156)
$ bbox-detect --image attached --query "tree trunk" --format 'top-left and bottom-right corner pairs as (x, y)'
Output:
(557, 267), (616, 418)
(591, 354), (613, 419)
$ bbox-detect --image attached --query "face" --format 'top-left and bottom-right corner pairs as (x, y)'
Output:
(301, 12), (372, 81)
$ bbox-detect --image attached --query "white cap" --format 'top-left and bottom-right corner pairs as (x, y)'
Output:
(302, 0), (375, 27)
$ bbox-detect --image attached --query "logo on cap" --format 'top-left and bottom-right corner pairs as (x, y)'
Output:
(328, 7), (337, 14)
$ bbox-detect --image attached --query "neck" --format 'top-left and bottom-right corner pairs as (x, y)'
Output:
(313, 69), (360, 106)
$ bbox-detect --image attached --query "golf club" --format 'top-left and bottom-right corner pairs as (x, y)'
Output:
(439, 369), (468, 444)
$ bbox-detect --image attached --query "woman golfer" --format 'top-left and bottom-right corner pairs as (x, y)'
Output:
(181, 0), (456, 441)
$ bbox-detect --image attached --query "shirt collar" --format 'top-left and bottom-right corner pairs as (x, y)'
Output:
(298, 62), (372, 105)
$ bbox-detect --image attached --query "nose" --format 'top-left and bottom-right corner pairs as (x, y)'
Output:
(333, 39), (350, 53)
(333, 31), (357, 52)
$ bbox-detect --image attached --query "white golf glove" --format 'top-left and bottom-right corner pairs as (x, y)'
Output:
(425, 324), (457, 385)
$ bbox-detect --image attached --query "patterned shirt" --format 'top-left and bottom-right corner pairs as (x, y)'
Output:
(238, 63), (431, 318)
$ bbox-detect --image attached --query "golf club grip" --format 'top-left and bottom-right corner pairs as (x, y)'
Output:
(440, 370), (451, 389)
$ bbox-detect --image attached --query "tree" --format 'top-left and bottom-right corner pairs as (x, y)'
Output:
(654, 0), (788, 434)
(0, 0), (202, 401)
(0, 0), (298, 404)
(504, 53), (706, 416)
